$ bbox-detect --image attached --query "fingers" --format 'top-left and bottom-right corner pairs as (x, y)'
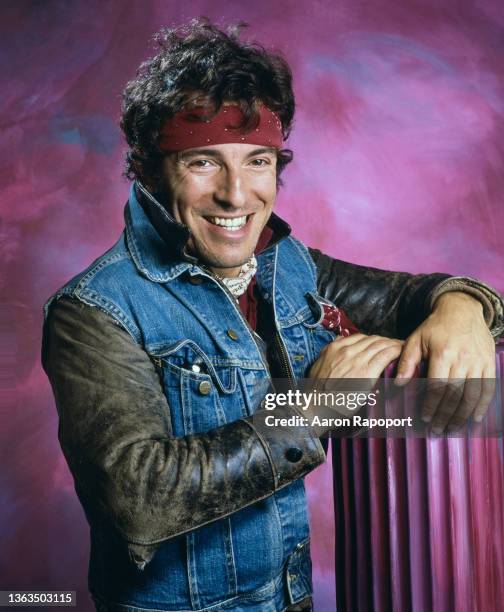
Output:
(367, 342), (404, 381)
(320, 333), (372, 353)
(421, 353), (451, 425)
(432, 359), (472, 435)
(430, 383), (467, 434)
(428, 381), (464, 435)
(309, 334), (404, 380)
(395, 335), (422, 386)
(428, 361), (496, 434)
(309, 334), (368, 377)
(473, 363), (496, 424)
(325, 333), (401, 351)
(445, 374), (481, 432)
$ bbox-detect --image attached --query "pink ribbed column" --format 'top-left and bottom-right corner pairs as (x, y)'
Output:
(386, 438), (411, 611)
(405, 437), (431, 612)
(368, 438), (391, 612)
(332, 343), (504, 611)
(447, 437), (473, 612)
(352, 439), (372, 612)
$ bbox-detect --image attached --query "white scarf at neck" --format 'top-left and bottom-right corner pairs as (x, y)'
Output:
(217, 256), (258, 298)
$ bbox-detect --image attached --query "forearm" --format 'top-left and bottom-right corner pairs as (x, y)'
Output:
(42, 297), (325, 567)
(429, 277), (504, 339)
(60, 409), (323, 545)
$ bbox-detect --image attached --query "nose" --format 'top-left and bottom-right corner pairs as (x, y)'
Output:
(214, 165), (247, 210)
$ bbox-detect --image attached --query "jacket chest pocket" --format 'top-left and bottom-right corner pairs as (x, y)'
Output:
(279, 293), (338, 378)
(304, 326), (337, 370)
(303, 292), (343, 367)
(150, 340), (246, 437)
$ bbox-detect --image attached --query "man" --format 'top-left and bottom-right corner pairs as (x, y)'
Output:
(42, 20), (503, 612)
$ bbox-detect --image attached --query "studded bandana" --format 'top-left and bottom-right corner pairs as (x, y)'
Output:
(158, 105), (283, 152)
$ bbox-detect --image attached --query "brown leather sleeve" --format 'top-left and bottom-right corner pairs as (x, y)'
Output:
(308, 248), (450, 339)
(309, 249), (504, 339)
(41, 296), (325, 569)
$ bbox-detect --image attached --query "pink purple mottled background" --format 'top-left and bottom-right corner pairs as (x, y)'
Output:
(2, 1), (504, 610)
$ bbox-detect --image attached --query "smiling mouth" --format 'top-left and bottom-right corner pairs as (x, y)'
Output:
(204, 214), (252, 232)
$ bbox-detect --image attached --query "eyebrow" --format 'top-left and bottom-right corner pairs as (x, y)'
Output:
(177, 149), (220, 160)
(245, 147), (277, 157)
(177, 146), (277, 160)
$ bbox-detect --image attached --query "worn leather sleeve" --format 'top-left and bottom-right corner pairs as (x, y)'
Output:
(41, 296), (325, 569)
(308, 248), (504, 339)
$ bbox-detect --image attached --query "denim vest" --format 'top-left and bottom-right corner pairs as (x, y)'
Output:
(44, 184), (335, 611)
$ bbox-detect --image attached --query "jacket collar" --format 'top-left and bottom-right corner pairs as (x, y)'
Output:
(125, 180), (291, 283)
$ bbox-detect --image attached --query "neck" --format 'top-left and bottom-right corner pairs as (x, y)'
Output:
(210, 256), (258, 298)
(209, 265), (243, 278)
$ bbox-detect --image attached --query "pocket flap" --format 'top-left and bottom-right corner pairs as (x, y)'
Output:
(149, 339), (236, 393)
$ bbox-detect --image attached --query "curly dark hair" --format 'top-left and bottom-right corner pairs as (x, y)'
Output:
(120, 18), (295, 188)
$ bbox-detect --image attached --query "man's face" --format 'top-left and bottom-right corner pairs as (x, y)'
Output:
(161, 143), (277, 277)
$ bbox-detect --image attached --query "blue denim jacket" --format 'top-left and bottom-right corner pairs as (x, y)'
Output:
(43, 183), (338, 611)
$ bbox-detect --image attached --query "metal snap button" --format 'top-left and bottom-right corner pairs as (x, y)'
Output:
(227, 329), (238, 341)
(198, 380), (212, 395)
(285, 447), (303, 463)
(191, 364), (201, 373)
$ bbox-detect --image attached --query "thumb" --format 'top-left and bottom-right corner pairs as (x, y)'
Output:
(395, 336), (422, 386)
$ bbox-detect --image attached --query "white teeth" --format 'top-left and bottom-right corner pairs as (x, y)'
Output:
(209, 215), (247, 229)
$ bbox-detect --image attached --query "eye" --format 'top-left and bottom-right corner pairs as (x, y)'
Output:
(188, 159), (215, 169)
(249, 158), (271, 167)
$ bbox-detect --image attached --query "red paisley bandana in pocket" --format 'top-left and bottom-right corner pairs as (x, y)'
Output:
(320, 304), (359, 336)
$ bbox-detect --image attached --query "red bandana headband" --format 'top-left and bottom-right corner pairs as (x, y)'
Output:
(158, 105), (283, 152)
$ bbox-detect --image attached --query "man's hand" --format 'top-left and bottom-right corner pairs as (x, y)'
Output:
(305, 334), (403, 436)
(309, 333), (404, 382)
(395, 291), (496, 433)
